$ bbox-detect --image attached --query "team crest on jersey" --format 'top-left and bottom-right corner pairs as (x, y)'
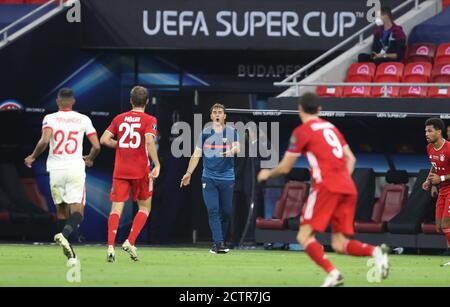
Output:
(440, 154), (445, 162)
(152, 123), (157, 131)
(202, 183), (206, 189)
(222, 138), (227, 143)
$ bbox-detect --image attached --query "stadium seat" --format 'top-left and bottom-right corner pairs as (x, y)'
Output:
(21, 178), (49, 212)
(355, 184), (408, 232)
(405, 43), (436, 63)
(316, 86), (343, 97)
(399, 86), (428, 98)
(428, 87), (450, 98)
(355, 170), (409, 233)
(345, 62), (376, 82)
(370, 86), (400, 97)
(342, 86), (371, 97)
(435, 43), (450, 65)
(256, 181), (309, 230)
(374, 62), (404, 82)
(0, 211), (10, 222)
(431, 63), (450, 82)
(402, 62), (432, 83)
(421, 222), (439, 234)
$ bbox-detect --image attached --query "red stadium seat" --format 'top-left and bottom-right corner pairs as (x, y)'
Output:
(21, 178), (49, 212)
(345, 62), (376, 82)
(428, 87), (450, 98)
(405, 43), (436, 63)
(355, 184), (408, 233)
(316, 86), (343, 97)
(256, 181), (309, 230)
(374, 62), (404, 82)
(421, 222), (439, 234)
(399, 86), (428, 98)
(342, 86), (371, 97)
(402, 62), (432, 83)
(431, 63), (450, 82)
(435, 43), (450, 65)
(370, 86), (400, 97)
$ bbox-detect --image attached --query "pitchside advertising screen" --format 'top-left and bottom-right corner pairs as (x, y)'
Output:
(81, 0), (406, 50)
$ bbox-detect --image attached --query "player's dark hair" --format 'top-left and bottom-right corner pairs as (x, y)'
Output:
(425, 118), (445, 133)
(130, 86), (149, 107)
(57, 88), (74, 99)
(380, 7), (393, 21)
(210, 103), (226, 114)
(298, 93), (321, 114)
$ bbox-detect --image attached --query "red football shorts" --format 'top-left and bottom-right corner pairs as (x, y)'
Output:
(301, 186), (357, 236)
(436, 192), (450, 229)
(110, 174), (153, 202)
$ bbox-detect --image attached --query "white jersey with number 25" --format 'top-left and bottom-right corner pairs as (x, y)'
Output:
(42, 110), (96, 172)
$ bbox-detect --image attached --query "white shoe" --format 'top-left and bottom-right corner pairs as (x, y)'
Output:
(122, 240), (138, 261)
(373, 244), (390, 281)
(107, 245), (116, 263)
(321, 269), (344, 287)
(440, 261), (450, 267)
(54, 233), (76, 260)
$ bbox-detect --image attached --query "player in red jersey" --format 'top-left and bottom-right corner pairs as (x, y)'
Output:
(257, 93), (389, 287)
(422, 118), (450, 260)
(100, 86), (160, 262)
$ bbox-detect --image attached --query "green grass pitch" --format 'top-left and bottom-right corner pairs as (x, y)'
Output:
(0, 244), (449, 287)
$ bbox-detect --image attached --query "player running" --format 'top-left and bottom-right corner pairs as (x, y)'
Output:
(24, 88), (101, 264)
(100, 86), (160, 262)
(257, 93), (389, 287)
(422, 118), (450, 263)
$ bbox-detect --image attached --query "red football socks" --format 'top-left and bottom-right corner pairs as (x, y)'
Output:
(108, 212), (120, 247)
(304, 238), (335, 273)
(345, 240), (376, 257)
(127, 210), (149, 246)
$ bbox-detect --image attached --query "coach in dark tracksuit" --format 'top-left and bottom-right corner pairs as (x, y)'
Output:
(180, 103), (240, 254)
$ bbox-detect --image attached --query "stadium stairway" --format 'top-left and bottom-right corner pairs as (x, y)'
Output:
(277, 0), (441, 97)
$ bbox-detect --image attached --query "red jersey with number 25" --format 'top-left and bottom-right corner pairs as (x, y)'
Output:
(286, 118), (357, 195)
(427, 140), (450, 195)
(106, 111), (157, 179)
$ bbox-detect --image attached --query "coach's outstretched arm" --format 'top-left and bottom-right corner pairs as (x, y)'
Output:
(343, 145), (356, 175)
(146, 134), (160, 179)
(100, 131), (117, 149)
(180, 147), (202, 187)
(256, 152), (298, 183)
(24, 128), (52, 168)
(83, 134), (101, 167)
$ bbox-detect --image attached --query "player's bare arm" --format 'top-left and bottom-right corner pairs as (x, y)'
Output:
(145, 134), (160, 179)
(220, 141), (241, 157)
(83, 134), (101, 168)
(180, 147), (202, 187)
(428, 172), (450, 185)
(422, 166), (435, 191)
(343, 145), (357, 175)
(257, 152), (298, 183)
(24, 128), (52, 168)
(100, 130), (117, 149)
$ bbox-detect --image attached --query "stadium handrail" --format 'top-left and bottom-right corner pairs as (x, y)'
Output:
(273, 81), (450, 97)
(0, 0), (64, 43)
(276, 0), (420, 88)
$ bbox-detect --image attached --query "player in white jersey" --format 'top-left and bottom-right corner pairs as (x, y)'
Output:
(24, 88), (101, 263)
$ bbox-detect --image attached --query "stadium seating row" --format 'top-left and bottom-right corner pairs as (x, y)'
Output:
(257, 169), (438, 235)
(404, 43), (450, 65)
(317, 61), (450, 98)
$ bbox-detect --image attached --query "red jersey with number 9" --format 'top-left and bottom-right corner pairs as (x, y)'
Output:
(106, 110), (157, 179)
(286, 118), (357, 195)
